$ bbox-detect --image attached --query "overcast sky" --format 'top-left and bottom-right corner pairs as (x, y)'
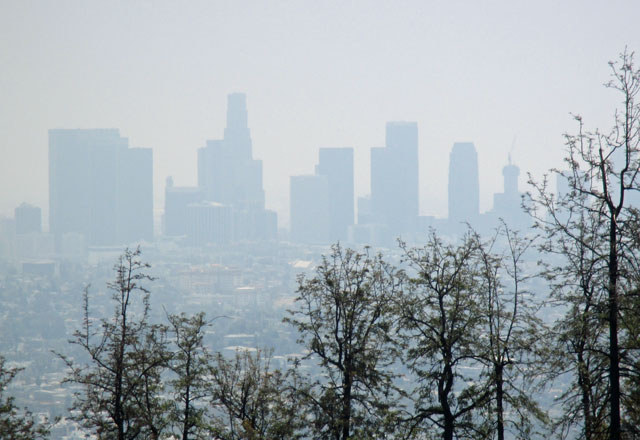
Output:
(1, 0), (639, 228)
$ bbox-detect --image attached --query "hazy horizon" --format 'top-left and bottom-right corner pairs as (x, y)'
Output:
(2, 0), (639, 228)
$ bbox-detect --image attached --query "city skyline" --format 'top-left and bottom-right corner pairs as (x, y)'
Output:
(1, 1), (638, 226)
(0, 101), (600, 241)
(10, 90), (540, 241)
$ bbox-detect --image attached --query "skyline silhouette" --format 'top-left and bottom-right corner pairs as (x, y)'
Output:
(0, 90), (564, 254)
(2, 92), (533, 249)
(2, 2), (638, 224)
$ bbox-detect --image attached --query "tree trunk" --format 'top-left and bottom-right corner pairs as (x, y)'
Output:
(443, 412), (454, 440)
(183, 351), (191, 440)
(116, 315), (126, 440)
(440, 365), (454, 440)
(577, 351), (593, 440)
(496, 364), (504, 440)
(342, 370), (352, 440)
(608, 219), (621, 440)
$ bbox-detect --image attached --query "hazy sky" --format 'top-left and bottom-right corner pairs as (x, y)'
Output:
(1, 0), (639, 228)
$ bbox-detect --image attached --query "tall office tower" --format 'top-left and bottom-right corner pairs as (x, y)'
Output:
(118, 147), (154, 243)
(502, 161), (519, 195)
(198, 93), (265, 210)
(357, 196), (373, 225)
(225, 93), (252, 159)
(14, 203), (41, 234)
(448, 142), (479, 223)
(370, 122), (419, 237)
(49, 129), (153, 248)
(316, 148), (354, 242)
(290, 175), (329, 244)
(196, 93), (276, 242)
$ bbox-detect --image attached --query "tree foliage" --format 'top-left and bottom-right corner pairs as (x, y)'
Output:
(398, 229), (548, 440)
(474, 227), (548, 440)
(167, 311), (213, 440)
(285, 244), (403, 439)
(58, 247), (169, 440)
(398, 233), (491, 440)
(208, 349), (305, 440)
(0, 356), (50, 440)
(527, 49), (640, 439)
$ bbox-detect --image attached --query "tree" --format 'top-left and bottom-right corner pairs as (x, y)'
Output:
(531, 187), (611, 440)
(59, 248), (169, 440)
(0, 355), (50, 439)
(208, 349), (305, 440)
(398, 233), (491, 440)
(167, 312), (213, 440)
(474, 226), (549, 439)
(285, 244), (403, 439)
(527, 49), (640, 440)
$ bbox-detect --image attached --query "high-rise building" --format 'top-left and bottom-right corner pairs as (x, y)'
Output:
(198, 93), (265, 210)
(370, 122), (419, 237)
(14, 203), (41, 235)
(118, 147), (154, 243)
(448, 142), (479, 224)
(492, 158), (529, 230)
(316, 147), (354, 242)
(502, 161), (519, 196)
(164, 177), (203, 236)
(195, 93), (276, 242)
(357, 196), (372, 225)
(49, 129), (153, 248)
(185, 201), (233, 245)
(290, 174), (329, 244)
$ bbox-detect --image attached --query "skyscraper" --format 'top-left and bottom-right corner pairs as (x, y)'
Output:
(195, 93), (276, 242)
(370, 121), (419, 237)
(49, 129), (153, 248)
(117, 147), (154, 244)
(316, 147), (354, 242)
(290, 174), (329, 244)
(448, 142), (479, 224)
(198, 93), (265, 210)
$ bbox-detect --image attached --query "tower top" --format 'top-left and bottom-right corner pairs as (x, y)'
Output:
(502, 161), (520, 194)
(226, 93), (248, 130)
